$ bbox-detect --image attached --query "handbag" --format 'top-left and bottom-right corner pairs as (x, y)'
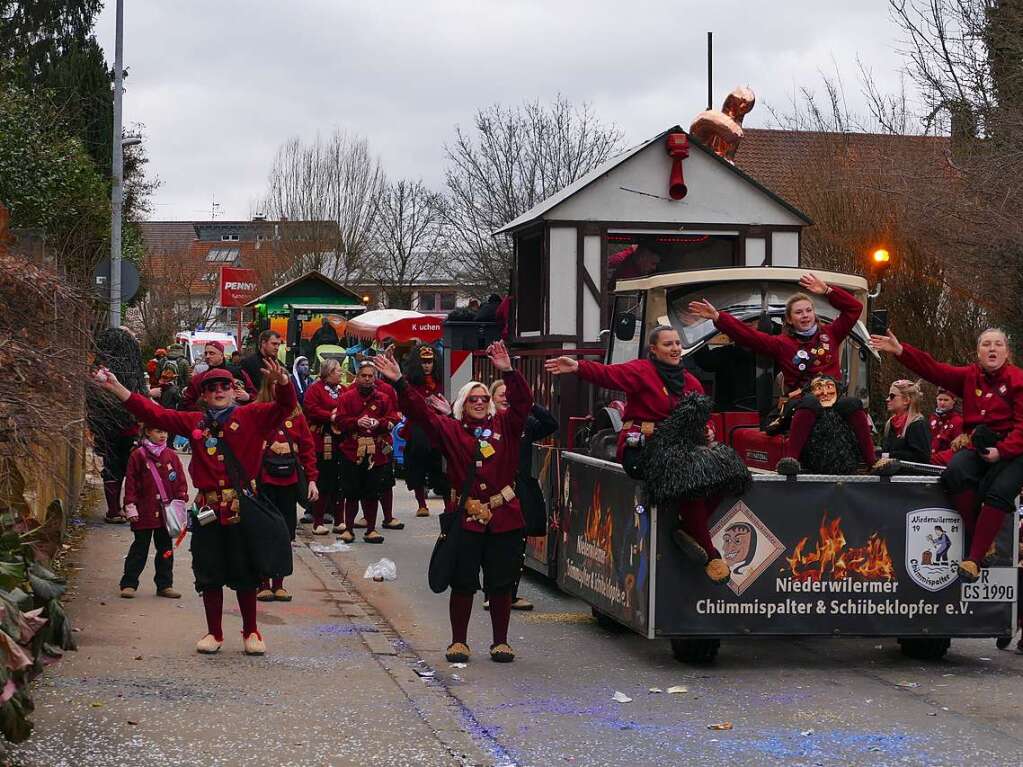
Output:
(220, 435), (294, 579)
(427, 444), (480, 594)
(143, 456), (188, 538)
(261, 432), (310, 509)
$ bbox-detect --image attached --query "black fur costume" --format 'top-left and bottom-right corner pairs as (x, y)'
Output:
(796, 397), (863, 475)
(642, 393), (752, 504)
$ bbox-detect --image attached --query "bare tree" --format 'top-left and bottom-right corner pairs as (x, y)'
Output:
(369, 179), (447, 309)
(261, 130), (384, 286)
(136, 248), (218, 348)
(444, 96), (624, 292)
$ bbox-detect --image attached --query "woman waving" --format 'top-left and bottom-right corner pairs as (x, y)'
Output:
(688, 273), (875, 474)
(871, 327), (1023, 582)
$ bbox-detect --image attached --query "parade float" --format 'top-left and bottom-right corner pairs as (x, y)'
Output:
(445, 88), (1018, 663)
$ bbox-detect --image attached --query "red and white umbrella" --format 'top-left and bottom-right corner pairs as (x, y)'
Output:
(345, 309), (444, 343)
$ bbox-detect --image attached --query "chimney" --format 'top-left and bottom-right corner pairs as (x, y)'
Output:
(949, 100), (976, 164)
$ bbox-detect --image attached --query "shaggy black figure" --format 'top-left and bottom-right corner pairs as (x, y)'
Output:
(642, 393), (752, 504)
(800, 406), (863, 475)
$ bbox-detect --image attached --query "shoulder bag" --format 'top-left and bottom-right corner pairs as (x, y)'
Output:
(142, 456), (188, 539)
(427, 444), (480, 594)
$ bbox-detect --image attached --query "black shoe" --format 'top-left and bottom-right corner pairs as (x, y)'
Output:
(672, 528), (709, 565)
(775, 457), (801, 476)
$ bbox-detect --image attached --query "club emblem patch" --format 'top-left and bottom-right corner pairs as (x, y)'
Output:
(906, 508), (962, 592)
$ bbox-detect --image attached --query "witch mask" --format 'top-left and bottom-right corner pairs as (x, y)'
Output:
(810, 376), (838, 408)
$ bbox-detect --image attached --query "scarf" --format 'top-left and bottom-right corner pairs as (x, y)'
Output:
(934, 407), (951, 417)
(206, 405), (236, 425)
(142, 438), (166, 458)
(890, 412), (909, 438)
(792, 323), (819, 338)
(357, 384), (375, 398)
(649, 356), (688, 397)
(324, 383), (341, 400)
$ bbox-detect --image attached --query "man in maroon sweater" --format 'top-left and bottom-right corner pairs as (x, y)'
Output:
(92, 360), (294, 656)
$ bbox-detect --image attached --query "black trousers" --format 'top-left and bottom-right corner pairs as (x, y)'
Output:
(451, 528), (526, 595)
(98, 433), (135, 484)
(263, 483), (298, 541)
(120, 527), (173, 590)
(942, 449), (1023, 511)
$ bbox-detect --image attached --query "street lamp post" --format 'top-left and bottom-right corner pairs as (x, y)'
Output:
(108, 0), (125, 328)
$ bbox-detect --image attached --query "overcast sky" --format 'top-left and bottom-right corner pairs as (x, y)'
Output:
(95, 0), (918, 222)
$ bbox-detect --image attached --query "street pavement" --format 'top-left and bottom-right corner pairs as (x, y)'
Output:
(6, 476), (1023, 766)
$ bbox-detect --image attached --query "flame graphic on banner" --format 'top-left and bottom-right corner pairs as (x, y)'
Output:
(582, 482), (614, 568)
(786, 514), (895, 582)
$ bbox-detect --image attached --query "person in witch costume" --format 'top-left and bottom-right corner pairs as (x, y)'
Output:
(301, 359), (346, 535)
(792, 375), (872, 475)
(334, 360), (400, 544)
(688, 273), (875, 475)
(374, 341), (532, 664)
(87, 327), (149, 524)
(871, 327), (1023, 582)
(545, 326), (739, 584)
(401, 344), (453, 517)
(91, 359), (296, 656)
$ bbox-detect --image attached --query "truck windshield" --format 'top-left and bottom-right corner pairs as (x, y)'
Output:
(666, 282), (850, 350)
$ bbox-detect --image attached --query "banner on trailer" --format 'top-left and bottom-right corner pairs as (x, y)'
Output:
(654, 478), (1017, 637)
(524, 444), (559, 576)
(557, 455), (651, 634)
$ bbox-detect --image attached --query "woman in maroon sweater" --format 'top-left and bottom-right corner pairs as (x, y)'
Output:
(545, 326), (731, 584)
(302, 360), (346, 535)
(872, 327), (1023, 581)
(375, 342), (531, 664)
(92, 361), (295, 656)
(688, 273), (875, 473)
(255, 375), (319, 602)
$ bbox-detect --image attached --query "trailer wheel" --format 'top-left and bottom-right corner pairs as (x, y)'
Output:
(590, 607), (626, 633)
(897, 637), (951, 661)
(670, 637), (720, 664)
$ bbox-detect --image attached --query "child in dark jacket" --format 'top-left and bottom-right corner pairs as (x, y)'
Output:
(119, 425), (188, 598)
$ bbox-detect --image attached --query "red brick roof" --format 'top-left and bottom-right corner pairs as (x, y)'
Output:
(736, 128), (953, 205)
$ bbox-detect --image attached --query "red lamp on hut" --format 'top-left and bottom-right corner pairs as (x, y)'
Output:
(665, 131), (690, 200)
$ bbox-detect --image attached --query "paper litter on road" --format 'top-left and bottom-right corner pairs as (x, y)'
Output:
(800, 729), (814, 736)
(666, 685), (689, 694)
(895, 681), (919, 688)
(363, 558), (397, 581)
(979, 657), (992, 661)
(450, 663), (467, 669)
(648, 687), (663, 694)
(707, 722), (733, 731)
(612, 691), (632, 703)
(413, 668), (435, 678)
(309, 542), (352, 554)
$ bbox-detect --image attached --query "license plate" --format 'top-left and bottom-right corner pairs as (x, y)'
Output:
(961, 567), (1018, 602)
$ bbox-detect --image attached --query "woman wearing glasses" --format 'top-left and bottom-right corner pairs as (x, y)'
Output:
(878, 379), (931, 466)
(871, 327), (1023, 582)
(90, 362), (296, 656)
(374, 342), (532, 664)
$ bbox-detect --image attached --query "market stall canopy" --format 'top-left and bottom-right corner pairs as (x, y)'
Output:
(345, 309), (443, 343)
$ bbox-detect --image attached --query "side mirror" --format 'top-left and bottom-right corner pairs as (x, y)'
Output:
(614, 312), (636, 341)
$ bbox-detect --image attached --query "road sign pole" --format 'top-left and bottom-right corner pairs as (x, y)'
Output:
(109, 0), (124, 328)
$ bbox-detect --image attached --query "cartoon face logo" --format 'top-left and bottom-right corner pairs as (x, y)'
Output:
(722, 523), (757, 575)
(710, 501), (785, 595)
